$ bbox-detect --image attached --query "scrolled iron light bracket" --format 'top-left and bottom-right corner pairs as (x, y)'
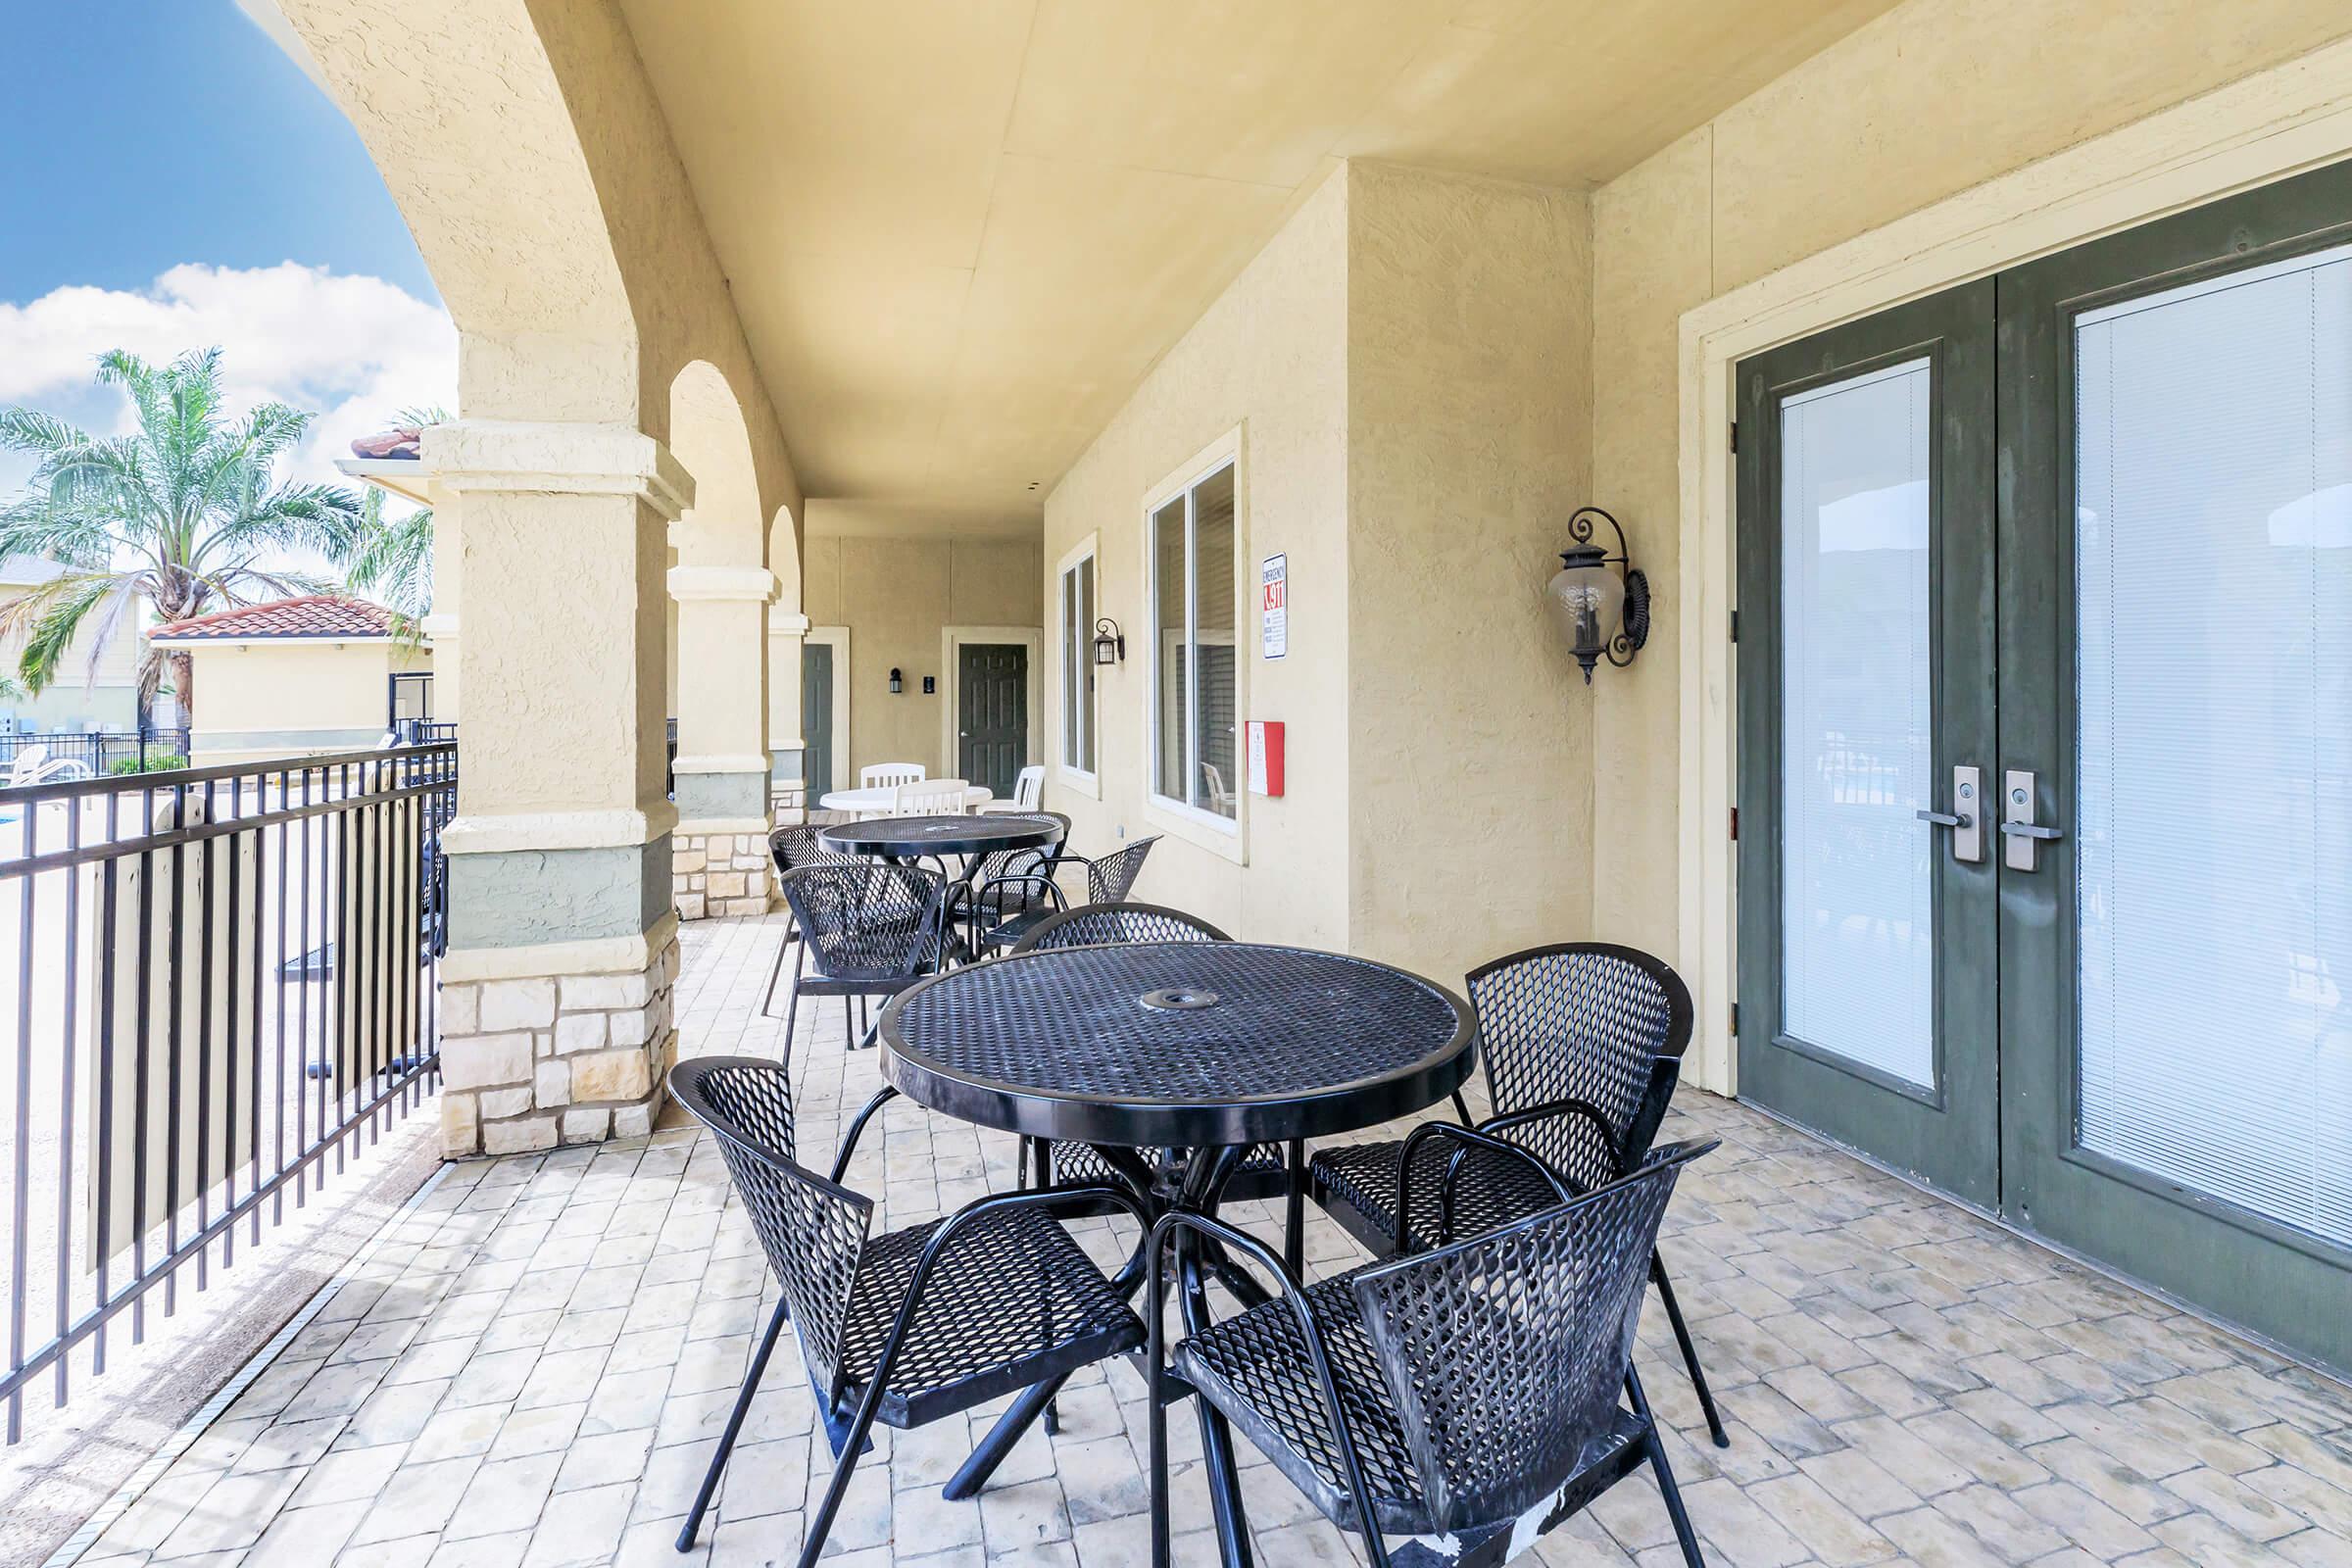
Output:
(1548, 506), (1650, 683)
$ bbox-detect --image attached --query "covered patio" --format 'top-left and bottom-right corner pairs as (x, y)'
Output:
(15, 0), (2352, 1563)
(64, 914), (2352, 1568)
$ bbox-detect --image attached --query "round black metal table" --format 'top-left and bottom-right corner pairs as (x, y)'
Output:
(821, 814), (1063, 963)
(877, 941), (1476, 1567)
(818, 813), (1057, 861)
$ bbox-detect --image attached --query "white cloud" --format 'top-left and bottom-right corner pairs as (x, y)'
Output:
(0, 262), (456, 506)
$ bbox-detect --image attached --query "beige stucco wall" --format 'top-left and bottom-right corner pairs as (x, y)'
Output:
(1346, 164), (1593, 980)
(1589, 0), (2352, 964)
(0, 582), (147, 733)
(1042, 162), (1596, 974)
(178, 641), (427, 765)
(1043, 167), (1353, 944)
(800, 520), (1042, 786)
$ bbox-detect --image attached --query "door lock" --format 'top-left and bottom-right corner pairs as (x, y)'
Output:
(1915, 764), (1984, 862)
(2000, 768), (2064, 870)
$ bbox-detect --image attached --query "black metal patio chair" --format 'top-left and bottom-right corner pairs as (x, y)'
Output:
(768, 861), (949, 1051)
(1006, 902), (1303, 1265)
(1308, 941), (1729, 1447)
(1148, 1138), (1719, 1568)
(969, 833), (1161, 953)
(669, 1056), (1149, 1567)
(758, 823), (861, 1015)
(945, 809), (1067, 952)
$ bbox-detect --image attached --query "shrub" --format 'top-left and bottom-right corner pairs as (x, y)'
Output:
(109, 754), (188, 775)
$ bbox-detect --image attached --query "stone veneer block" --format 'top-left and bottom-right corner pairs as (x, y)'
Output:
(483, 1114), (559, 1155)
(478, 977), (558, 1031)
(441, 1030), (532, 1092)
(561, 1106), (611, 1143)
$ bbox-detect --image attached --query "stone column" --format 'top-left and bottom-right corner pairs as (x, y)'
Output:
(669, 565), (777, 919)
(425, 419), (688, 1157)
(767, 609), (808, 822)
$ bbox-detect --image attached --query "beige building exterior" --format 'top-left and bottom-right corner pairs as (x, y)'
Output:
(242, 0), (2352, 1373)
(149, 595), (428, 766)
(0, 555), (151, 734)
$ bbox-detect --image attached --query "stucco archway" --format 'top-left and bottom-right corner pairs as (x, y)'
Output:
(666, 361), (778, 919)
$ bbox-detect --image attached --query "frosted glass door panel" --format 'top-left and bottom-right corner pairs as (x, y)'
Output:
(1779, 360), (1936, 1091)
(2075, 247), (2352, 1249)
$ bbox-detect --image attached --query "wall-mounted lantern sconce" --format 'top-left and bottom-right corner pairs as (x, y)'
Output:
(889, 666), (904, 694)
(1093, 617), (1126, 665)
(1545, 506), (1650, 685)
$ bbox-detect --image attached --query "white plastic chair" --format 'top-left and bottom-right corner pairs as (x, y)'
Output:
(4, 746), (49, 787)
(1201, 760), (1237, 815)
(985, 764), (1045, 813)
(892, 778), (972, 815)
(860, 762), (925, 790)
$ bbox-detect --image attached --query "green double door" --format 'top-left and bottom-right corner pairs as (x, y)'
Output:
(1738, 160), (2352, 1373)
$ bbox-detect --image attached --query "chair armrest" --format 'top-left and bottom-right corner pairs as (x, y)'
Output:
(828, 1086), (902, 1185)
(971, 872), (1069, 921)
(1395, 1120), (1576, 1251)
(1143, 1209), (1387, 1544)
(1478, 1096), (1630, 1176)
(862, 1183), (1154, 1396)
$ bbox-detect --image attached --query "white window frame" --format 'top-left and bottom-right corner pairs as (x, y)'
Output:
(1143, 429), (1247, 860)
(1054, 533), (1101, 799)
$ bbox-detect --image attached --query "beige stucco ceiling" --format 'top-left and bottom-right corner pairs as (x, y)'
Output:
(615, 0), (1899, 515)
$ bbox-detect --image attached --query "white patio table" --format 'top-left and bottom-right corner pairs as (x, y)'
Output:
(815, 783), (993, 816)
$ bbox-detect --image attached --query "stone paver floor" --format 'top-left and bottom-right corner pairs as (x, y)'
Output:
(68, 913), (2352, 1567)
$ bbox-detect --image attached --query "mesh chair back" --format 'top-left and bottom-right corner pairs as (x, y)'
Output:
(769, 822), (857, 878)
(1351, 1138), (1714, 1533)
(670, 1057), (875, 1399)
(779, 862), (948, 983)
(1013, 901), (1231, 952)
(1465, 943), (1691, 1188)
(1085, 835), (1158, 904)
(971, 812), (1069, 889)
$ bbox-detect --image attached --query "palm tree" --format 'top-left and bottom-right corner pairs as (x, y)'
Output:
(0, 348), (362, 721)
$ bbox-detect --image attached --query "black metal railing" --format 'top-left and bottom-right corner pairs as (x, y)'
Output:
(0, 728), (193, 779)
(392, 717), (457, 746)
(0, 741), (457, 1439)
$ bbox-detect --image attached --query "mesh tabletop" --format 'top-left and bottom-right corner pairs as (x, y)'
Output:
(819, 814), (1060, 859)
(880, 943), (1476, 1148)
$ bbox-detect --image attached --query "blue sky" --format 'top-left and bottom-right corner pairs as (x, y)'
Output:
(0, 2), (455, 501)
(0, 3), (436, 306)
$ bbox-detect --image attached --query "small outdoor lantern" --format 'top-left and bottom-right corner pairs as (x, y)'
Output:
(889, 666), (904, 694)
(1093, 617), (1126, 665)
(1545, 506), (1650, 684)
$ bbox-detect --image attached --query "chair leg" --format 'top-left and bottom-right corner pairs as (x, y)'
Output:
(1628, 1369), (1707, 1566)
(1650, 1252), (1729, 1448)
(1283, 1139), (1305, 1278)
(676, 1294), (791, 1551)
(841, 996), (855, 1047)
(798, 1392), (886, 1568)
(777, 962), (802, 1070)
(760, 923), (794, 1017)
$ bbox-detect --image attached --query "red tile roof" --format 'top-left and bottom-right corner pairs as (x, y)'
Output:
(150, 594), (399, 642)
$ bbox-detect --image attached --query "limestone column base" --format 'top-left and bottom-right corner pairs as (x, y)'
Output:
(435, 916), (681, 1157)
(673, 822), (774, 920)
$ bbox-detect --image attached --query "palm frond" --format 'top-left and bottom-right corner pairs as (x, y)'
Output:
(12, 573), (122, 695)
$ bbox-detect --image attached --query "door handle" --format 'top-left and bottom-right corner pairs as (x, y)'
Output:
(2001, 768), (2062, 870)
(1917, 764), (1984, 862)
